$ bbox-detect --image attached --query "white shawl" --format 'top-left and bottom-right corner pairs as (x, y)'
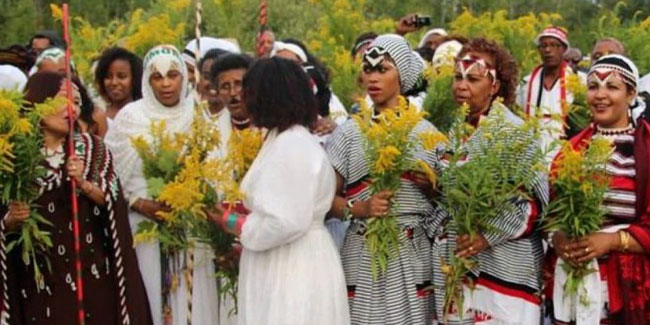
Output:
(105, 45), (195, 201)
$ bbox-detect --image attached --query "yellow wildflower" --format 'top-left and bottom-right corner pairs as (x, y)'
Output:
(50, 4), (63, 21)
(416, 160), (437, 187)
(419, 131), (448, 151)
(13, 118), (32, 135)
(374, 145), (401, 174)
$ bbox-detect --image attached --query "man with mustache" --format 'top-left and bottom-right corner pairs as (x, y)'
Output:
(211, 53), (254, 132)
(516, 26), (586, 165)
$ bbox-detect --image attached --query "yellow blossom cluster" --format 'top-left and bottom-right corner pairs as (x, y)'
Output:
(0, 90), (65, 173)
(49, 2), (188, 83)
(450, 9), (562, 74)
(218, 128), (264, 204)
(353, 95), (436, 278)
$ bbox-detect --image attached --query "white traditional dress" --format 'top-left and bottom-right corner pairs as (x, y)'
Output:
(237, 125), (350, 325)
(105, 45), (219, 325)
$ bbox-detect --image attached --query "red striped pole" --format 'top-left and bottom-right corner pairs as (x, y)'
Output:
(62, 4), (86, 325)
(256, 0), (267, 57)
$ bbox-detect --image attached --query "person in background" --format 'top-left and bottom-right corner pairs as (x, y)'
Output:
(563, 47), (585, 73)
(0, 45), (35, 75)
(27, 30), (65, 56)
(29, 47), (67, 76)
(0, 64), (27, 90)
(431, 36), (467, 68)
(517, 26), (586, 164)
(94, 47), (143, 128)
(182, 37), (241, 87)
(350, 31), (378, 61)
(590, 37), (626, 63)
(418, 28), (448, 53)
(197, 48), (228, 110)
(255, 26), (275, 58)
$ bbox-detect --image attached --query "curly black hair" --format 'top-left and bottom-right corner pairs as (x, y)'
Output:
(94, 47), (143, 102)
(457, 38), (518, 107)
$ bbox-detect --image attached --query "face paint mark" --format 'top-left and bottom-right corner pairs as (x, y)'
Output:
(363, 46), (388, 68)
(457, 54), (497, 84)
(590, 69), (617, 88)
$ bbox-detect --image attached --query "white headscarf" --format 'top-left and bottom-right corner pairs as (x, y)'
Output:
(0, 65), (27, 91)
(418, 28), (447, 48)
(431, 40), (463, 68)
(182, 37), (241, 67)
(105, 45), (195, 199)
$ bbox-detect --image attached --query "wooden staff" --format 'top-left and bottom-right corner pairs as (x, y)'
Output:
(62, 4), (86, 325)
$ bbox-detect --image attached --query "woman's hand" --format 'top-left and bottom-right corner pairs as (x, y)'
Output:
(66, 154), (85, 184)
(565, 232), (620, 264)
(205, 205), (227, 225)
(456, 233), (489, 258)
(311, 117), (337, 136)
(355, 190), (393, 218)
(133, 199), (170, 221)
(551, 231), (578, 265)
(6, 201), (30, 231)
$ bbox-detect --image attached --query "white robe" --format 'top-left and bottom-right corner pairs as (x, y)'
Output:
(105, 45), (219, 325)
(237, 126), (350, 325)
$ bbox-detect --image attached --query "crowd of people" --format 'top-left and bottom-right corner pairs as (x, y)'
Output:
(1, 11), (650, 325)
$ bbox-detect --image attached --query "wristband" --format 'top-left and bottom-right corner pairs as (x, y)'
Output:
(220, 209), (232, 229)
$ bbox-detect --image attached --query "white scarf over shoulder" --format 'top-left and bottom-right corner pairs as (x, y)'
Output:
(105, 45), (195, 201)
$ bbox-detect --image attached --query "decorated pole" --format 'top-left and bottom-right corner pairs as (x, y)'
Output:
(256, 0), (268, 57)
(62, 4), (86, 325)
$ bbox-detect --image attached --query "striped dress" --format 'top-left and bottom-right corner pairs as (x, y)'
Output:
(325, 118), (438, 325)
(427, 104), (549, 324)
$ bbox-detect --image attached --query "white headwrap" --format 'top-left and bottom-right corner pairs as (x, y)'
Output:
(270, 41), (308, 63)
(418, 28), (448, 48)
(105, 45), (195, 200)
(431, 40), (463, 68)
(182, 37), (241, 67)
(0, 65), (27, 91)
(28, 47), (74, 76)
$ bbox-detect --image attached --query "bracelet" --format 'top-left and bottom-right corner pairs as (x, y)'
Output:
(619, 230), (631, 252)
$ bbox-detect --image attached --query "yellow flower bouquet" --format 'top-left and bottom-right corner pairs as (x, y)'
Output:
(132, 109), (224, 255)
(0, 90), (65, 286)
(436, 102), (545, 319)
(354, 96), (442, 278)
(544, 138), (612, 302)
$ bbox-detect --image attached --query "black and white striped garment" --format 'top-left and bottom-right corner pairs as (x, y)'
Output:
(427, 104), (549, 324)
(595, 126), (637, 226)
(325, 117), (438, 325)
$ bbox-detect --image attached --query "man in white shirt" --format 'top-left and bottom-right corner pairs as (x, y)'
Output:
(516, 26), (586, 165)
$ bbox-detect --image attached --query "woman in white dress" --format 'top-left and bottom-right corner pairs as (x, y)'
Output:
(209, 57), (350, 325)
(105, 44), (219, 325)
